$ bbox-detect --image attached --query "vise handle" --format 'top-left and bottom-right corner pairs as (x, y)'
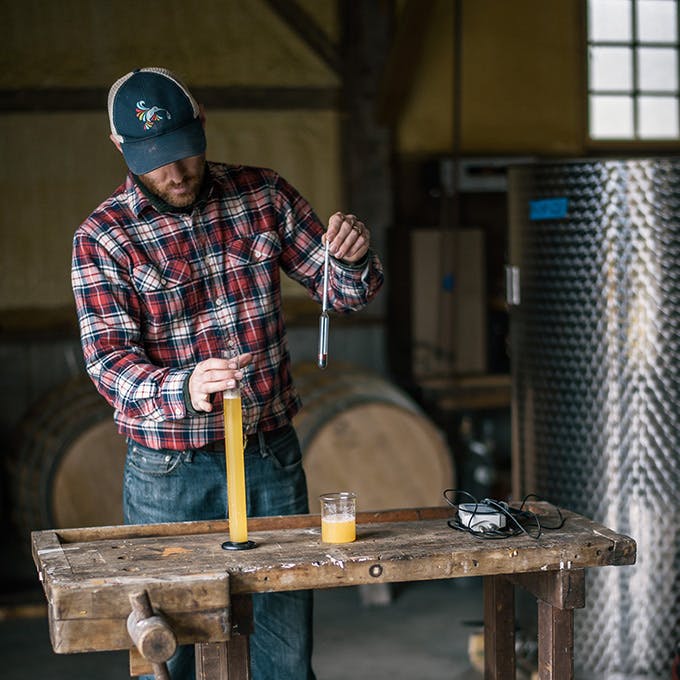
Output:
(127, 590), (177, 680)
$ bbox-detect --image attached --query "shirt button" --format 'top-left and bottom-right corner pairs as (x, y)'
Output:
(215, 298), (224, 308)
(165, 455), (171, 462)
(174, 408), (182, 417)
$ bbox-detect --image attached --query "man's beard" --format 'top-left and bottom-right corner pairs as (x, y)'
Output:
(139, 164), (205, 208)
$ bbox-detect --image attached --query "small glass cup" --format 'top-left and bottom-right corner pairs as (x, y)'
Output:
(320, 492), (357, 543)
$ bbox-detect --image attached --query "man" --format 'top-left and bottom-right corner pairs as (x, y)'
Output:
(71, 67), (383, 680)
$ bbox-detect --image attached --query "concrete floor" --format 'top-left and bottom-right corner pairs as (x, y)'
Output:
(1, 578), (484, 680)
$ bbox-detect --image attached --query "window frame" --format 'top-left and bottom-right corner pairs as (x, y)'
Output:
(584, 0), (680, 151)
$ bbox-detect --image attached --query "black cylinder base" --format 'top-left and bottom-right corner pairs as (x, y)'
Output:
(221, 539), (257, 551)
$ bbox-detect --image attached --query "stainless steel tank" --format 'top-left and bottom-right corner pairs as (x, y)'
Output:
(508, 159), (680, 679)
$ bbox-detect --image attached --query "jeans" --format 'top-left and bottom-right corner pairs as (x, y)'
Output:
(124, 426), (316, 680)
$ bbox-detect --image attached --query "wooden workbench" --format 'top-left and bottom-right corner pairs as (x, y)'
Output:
(32, 505), (635, 679)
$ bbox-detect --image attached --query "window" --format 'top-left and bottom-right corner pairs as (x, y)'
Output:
(587, 0), (680, 140)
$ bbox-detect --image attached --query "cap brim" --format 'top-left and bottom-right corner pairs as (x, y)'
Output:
(121, 118), (206, 175)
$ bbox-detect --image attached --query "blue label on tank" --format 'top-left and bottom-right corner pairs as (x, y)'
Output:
(529, 197), (569, 220)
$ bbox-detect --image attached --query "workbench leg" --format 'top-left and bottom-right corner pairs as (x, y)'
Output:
(507, 569), (584, 680)
(537, 600), (574, 680)
(483, 575), (516, 680)
(195, 638), (250, 680)
(195, 595), (253, 680)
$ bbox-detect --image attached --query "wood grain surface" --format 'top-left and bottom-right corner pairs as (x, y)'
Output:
(32, 505), (636, 655)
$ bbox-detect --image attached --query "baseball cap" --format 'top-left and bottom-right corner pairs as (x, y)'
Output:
(108, 67), (206, 175)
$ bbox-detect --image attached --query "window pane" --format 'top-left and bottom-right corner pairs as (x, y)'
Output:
(638, 96), (679, 137)
(590, 46), (633, 90)
(590, 95), (635, 138)
(637, 0), (677, 43)
(589, 0), (632, 41)
(638, 47), (678, 91)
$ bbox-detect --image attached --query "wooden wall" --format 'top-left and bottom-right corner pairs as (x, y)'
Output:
(0, 0), (388, 455)
(395, 0), (584, 156)
(0, 0), (598, 422)
(0, 0), (343, 312)
(0, 3), (393, 572)
(1, 0), (593, 315)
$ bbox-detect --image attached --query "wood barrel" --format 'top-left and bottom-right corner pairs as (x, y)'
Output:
(6, 364), (455, 544)
(292, 362), (455, 513)
(7, 375), (126, 541)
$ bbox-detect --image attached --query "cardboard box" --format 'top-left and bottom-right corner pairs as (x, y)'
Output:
(411, 228), (487, 376)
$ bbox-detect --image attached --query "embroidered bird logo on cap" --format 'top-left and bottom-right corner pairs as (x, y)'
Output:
(135, 100), (171, 130)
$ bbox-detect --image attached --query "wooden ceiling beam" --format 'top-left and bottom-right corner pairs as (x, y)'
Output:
(263, 0), (342, 75)
(0, 86), (341, 112)
(375, 0), (434, 125)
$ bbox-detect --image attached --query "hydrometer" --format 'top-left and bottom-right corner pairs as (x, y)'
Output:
(318, 234), (330, 369)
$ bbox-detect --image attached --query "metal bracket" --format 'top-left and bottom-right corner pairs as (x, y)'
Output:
(505, 265), (521, 306)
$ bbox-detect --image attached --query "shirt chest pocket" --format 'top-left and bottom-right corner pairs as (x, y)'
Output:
(227, 231), (281, 266)
(226, 231), (282, 302)
(132, 259), (199, 324)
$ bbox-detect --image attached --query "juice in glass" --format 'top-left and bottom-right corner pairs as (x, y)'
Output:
(319, 492), (357, 544)
(321, 514), (356, 543)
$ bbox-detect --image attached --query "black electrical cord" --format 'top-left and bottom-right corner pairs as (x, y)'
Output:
(442, 489), (565, 540)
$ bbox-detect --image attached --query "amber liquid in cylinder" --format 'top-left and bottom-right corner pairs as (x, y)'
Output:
(223, 392), (248, 544)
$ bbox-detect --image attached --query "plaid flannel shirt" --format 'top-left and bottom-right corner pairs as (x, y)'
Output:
(72, 162), (384, 449)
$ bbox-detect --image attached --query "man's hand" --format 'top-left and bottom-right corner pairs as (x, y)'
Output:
(325, 212), (371, 263)
(188, 353), (253, 412)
